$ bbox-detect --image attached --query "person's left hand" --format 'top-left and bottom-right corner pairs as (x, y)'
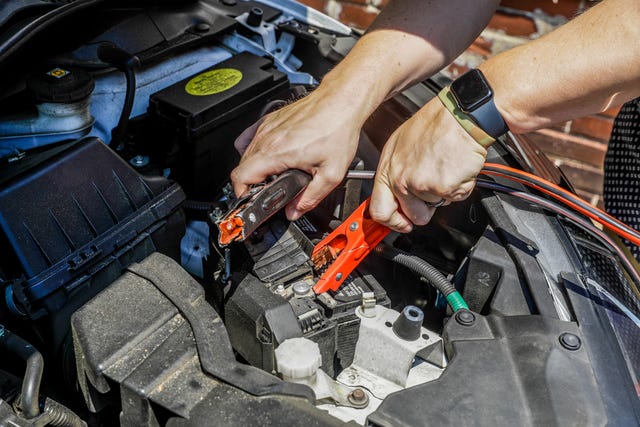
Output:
(370, 97), (488, 233)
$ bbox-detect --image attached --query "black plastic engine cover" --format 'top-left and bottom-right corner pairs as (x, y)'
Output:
(368, 313), (608, 427)
(72, 253), (325, 425)
(0, 138), (185, 317)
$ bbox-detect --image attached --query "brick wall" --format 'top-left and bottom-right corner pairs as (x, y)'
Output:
(299, 0), (610, 206)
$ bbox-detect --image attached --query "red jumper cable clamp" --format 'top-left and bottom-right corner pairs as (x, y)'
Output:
(312, 197), (391, 294)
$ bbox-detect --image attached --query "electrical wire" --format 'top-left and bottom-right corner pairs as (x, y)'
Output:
(476, 179), (640, 288)
(343, 165), (640, 284)
(373, 243), (469, 311)
(480, 163), (640, 247)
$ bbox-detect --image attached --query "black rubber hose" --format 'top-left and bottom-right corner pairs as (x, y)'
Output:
(40, 398), (87, 427)
(183, 199), (218, 212)
(109, 66), (136, 148)
(373, 243), (457, 297)
(97, 43), (140, 149)
(0, 325), (43, 419)
(182, 199), (222, 222)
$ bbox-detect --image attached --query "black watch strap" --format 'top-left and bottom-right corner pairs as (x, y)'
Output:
(450, 69), (509, 139)
(469, 96), (509, 139)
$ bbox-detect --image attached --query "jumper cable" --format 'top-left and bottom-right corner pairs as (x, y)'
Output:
(312, 198), (391, 294)
(217, 170), (311, 246)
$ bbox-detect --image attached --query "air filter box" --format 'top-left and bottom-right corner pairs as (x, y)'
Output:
(0, 138), (185, 351)
(149, 52), (289, 199)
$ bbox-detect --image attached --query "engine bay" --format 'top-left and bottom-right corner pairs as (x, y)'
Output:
(1, 1), (639, 426)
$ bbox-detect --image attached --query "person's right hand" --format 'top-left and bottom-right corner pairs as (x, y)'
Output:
(231, 87), (365, 221)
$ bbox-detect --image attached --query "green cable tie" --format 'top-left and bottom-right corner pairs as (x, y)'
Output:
(446, 291), (469, 312)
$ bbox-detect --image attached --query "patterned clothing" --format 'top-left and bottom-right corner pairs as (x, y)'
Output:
(603, 98), (640, 260)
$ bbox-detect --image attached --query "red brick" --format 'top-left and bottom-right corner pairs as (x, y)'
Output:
(298, 0), (327, 13)
(468, 38), (492, 57)
(338, 3), (379, 30)
(601, 105), (622, 118)
(337, 0), (369, 5)
(570, 115), (614, 142)
(548, 156), (604, 195)
(498, 0), (589, 19)
(527, 128), (607, 168)
(488, 13), (537, 37)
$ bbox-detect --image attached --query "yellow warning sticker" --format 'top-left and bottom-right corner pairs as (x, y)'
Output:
(47, 68), (69, 79)
(185, 68), (243, 96)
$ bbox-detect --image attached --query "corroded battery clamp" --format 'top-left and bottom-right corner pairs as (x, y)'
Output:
(217, 170), (311, 246)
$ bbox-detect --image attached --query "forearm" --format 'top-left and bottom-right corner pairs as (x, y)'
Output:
(316, 0), (499, 125)
(482, 0), (640, 134)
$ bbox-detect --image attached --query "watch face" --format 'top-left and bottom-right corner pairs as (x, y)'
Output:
(451, 70), (492, 112)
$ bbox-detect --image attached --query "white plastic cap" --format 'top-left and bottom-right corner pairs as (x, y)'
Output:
(275, 337), (322, 380)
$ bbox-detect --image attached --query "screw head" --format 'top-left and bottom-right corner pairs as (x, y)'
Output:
(292, 281), (311, 296)
(248, 213), (257, 223)
(195, 22), (210, 32)
(335, 273), (343, 281)
(559, 333), (581, 351)
(351, 388), (365, 401)
(349, 222), (359, 231)
(348, 388), (369, 407)
(455, 310), (475, 326)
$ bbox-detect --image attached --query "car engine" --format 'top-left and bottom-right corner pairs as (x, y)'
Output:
(0, 1), (639, 426)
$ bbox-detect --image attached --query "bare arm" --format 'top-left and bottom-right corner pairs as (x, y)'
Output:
(486, 0), (640, 133)
(370, 0), (640, 232)
(231, 0), (499, 220)
(326, 0), (500, 115)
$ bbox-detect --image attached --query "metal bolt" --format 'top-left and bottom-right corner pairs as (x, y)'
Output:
(195, 22), (210, 32)
(248, 213), (257, 223)
(559, 333), (581, 351)
(275, 284), (285, 295)
(348, 388), (369, 406)
(455, 310), (475, 327)
(349, 222), (359, 231)
(360, 292), (376, 318)
(226, 222), (234, 230)
(335, 273), (343, 281)
(210, 207), (223, 221)
(292, 281), (311, 296)
(130, 155), (149, 168)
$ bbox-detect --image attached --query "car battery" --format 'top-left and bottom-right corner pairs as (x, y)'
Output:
(224, 219), (390, 377)
(149, 52), (289, 200)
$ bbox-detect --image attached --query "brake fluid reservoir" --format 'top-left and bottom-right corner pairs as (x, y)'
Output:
(0, 67), (95, 156)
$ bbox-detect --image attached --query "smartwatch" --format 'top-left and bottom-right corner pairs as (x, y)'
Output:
(449, 69), (508, 139)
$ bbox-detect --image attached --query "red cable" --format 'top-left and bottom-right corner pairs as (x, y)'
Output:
(480, 163), (640, 247)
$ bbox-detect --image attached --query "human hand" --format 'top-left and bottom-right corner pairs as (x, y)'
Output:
(370, 97), (488, 233)
(230, 87), (365, 221)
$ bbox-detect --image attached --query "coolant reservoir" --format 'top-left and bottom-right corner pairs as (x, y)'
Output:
(0, 67), (95, 157)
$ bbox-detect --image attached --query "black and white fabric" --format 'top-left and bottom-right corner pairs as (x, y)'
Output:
(603, 98), (640, 260)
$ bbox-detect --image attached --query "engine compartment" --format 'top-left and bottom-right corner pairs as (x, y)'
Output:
(1, 1), (639, 426)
